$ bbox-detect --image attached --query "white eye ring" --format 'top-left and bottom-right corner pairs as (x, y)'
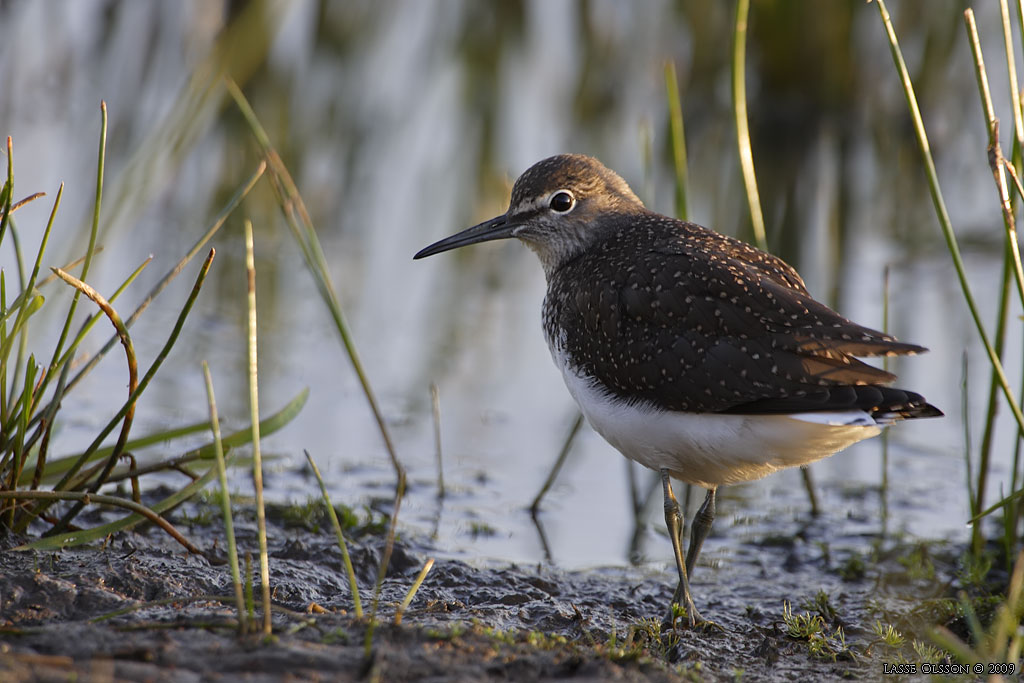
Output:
(548, 190), (576, 213)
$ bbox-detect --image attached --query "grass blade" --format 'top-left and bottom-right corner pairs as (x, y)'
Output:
(41, 102), (105, 409)
(664, 61), (690, 221)
(304, 450), (363, 618)
(394, 558), (434, 626)
(2, 489), (202, 554)
(203, 361), (246, 634)
(1000, 0), (1024, 155)
(530, 412), (583, 516)
(2, 183), (62, 412)
(0, 138), (14, 262)
(224, 79), (403, 486)
(430, 383), (445, 499)
(62, 162), (264, 398)
(732, 0), (767, 251)
(875, 0), (1024, 438)
(26, 388), (308, 487)
(25, 250), (216, 533)
(965, 10), (1024, 307)
(14, 460), (222, 551)
(963, 9), (1024, 547)
(48, 267), (138, 498)
(245, 220), (272, 636)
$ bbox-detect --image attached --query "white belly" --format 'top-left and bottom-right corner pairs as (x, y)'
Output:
(553, 350), (882, 489)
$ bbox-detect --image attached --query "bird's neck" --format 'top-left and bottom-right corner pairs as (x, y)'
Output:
(523, 208), (652, 280)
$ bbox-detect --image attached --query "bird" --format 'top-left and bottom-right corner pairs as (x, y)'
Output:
(413, 153), (942, 627)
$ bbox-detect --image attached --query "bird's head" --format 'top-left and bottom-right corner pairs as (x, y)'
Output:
(414, 154), (645, 276)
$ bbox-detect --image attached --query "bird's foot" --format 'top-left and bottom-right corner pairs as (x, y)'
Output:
(660, 601), (720, 632)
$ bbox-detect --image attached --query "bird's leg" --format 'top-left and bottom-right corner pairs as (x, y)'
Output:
(661, 469), (703, 628)
(685, 487), (716, 577)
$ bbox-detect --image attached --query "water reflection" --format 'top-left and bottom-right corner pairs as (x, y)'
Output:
(0, 1), (1012, 569)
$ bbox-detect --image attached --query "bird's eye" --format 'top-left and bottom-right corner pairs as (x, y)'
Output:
(549, 190), (575, 213)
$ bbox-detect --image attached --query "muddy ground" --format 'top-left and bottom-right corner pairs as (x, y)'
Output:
(0, 498), (983, 682)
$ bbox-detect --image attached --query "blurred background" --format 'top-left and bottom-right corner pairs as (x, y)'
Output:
(0, 0), (1015, 570)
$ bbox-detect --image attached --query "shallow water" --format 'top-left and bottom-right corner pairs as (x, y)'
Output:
(0, 1), (1018, 575)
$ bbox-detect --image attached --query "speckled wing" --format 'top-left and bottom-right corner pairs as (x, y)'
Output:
(543, 218), (927, 414)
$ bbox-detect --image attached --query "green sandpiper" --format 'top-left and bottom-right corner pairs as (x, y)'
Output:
(414, 153), (942, 627)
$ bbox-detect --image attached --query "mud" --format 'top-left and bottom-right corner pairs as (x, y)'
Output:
(0, 500), (975, 682)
